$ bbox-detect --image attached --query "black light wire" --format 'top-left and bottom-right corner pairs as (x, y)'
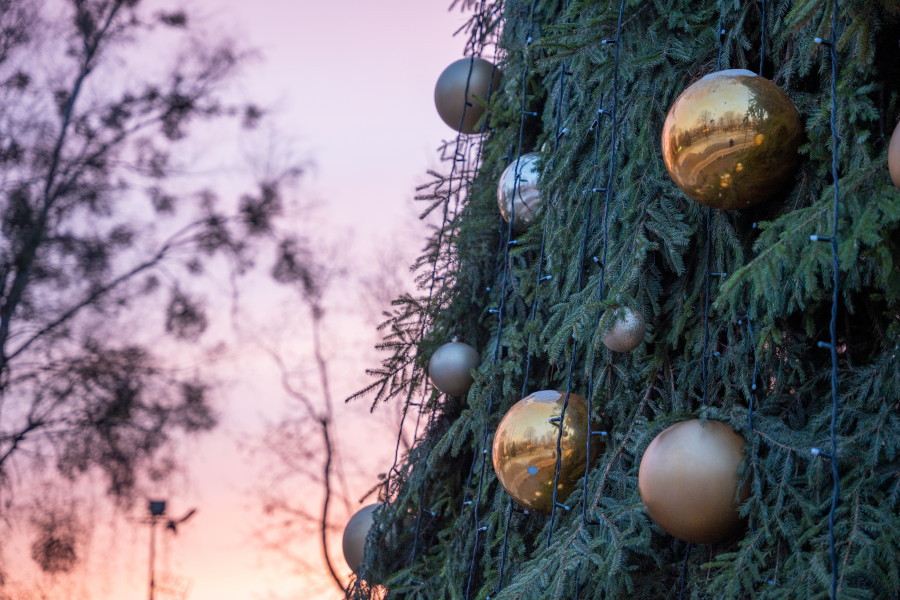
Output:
(544, 0), (626, 550)
(677, 16), (729, 600)
(489, 14), (574, 596)
(813, 2), (842, 597)
(383, 1), (501, 592)
(464, 2), (537, 598)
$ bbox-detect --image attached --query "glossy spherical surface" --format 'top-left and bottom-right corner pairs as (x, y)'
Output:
(428, 341), (481, 397)
(639, 419), (749, 544)
(342, 503), (380, 572)
(661, 69), (802, 210)
(497, 152), (543, 232)
(434, 57), (503, 134)
(492, 390), (601, 513)
(889, 120), (900, 189)
(602, 307), (646, 353)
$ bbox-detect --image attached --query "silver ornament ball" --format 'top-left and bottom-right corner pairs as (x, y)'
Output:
(428, 341), (481, 397)
(497, 152), (543, 233)
(342, 503), (380, 572)
(434, 57), (503, 134)
(602, 307), (646, 353)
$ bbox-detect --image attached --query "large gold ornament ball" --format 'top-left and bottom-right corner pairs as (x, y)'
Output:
(342, 503), (380, 572)
(492, 390), (601, 513)
(889, 120), (900, 189)
(428, 341), (481, 397)
(434, 57), (503, 134)
(497, 152), (543, 232)
(602, 306), (646, 353)
(661, 69), (803, 210)
(638, 419), (749, 544)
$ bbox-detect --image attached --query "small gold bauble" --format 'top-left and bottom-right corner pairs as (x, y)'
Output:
(889, 120), (900, 189)
(342, 503), (380, 572)
(497, 152), (543, 232)
(434, 57), (503, 134)
(428, 341), (481, 397)
(638, 419), (749, 544)
(492, 390), (601, 513)
(602, 307), (646, 353)
(661, 69), (803, 210)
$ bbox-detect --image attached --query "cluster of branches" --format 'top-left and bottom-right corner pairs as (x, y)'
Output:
(346, 0), (900, 599)
(0, 0), (316, 583)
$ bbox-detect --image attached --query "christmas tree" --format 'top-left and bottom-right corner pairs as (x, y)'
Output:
(348, 0), (900, 598)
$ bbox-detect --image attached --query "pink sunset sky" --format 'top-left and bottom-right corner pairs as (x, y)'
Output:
(161, 1), (473, 599)
(3, 1), (476, 599)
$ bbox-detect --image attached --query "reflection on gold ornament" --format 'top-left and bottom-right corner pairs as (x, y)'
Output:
(497, 152), (543, 232)
(661, 69), (802, 210)
(342, 503), (380, 571)
(602, 306), (646, 353)
(638, 420), (749, 544)
(434, 57), (503, 134)
(492, 390), (601, 513)
(428, 341), (481, 397)
(889, 120), (900, 189)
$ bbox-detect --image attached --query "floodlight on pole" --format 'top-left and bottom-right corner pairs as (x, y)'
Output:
(147, 500), (196, 600)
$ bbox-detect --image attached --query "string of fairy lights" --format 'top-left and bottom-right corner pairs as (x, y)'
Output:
(344, 0), (853, 597)
(813, 1), (843, 596)
(490, 3), (574, 593)
(408, 1), (504, 587)
(545, 0), (627, 548)
(464, 3), (538, 597)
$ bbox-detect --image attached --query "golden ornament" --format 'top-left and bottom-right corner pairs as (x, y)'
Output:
(492, 390), (601, 513)
(638, 419), (749, 544)
(602, 306), (646, 353)
(889, 120), (900, 189)
(434, 57), (502, 134)
(428, 341), (481, 397)
(661, 69), (802, 210)
(342, 503), (380, 572)
(497, 152), (543, 232)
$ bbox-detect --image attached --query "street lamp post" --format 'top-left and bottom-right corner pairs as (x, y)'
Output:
(147, 500), (197, 600)
(148, 500), (167, 600)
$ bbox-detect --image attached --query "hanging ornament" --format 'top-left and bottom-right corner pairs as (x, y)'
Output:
(492, 390), (601, 513)
(638, 419), (749, 544)
(661, 69), (803, 210)
(342, 503), (380, 572)
(889, 120), (900, 189)
(601, 306), (646, 353)
(497, 152), (543, 232)
(434, 57), (503, 134)
(428, 341), (481, 397)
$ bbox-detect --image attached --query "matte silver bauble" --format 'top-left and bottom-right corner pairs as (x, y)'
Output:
(497, 152), (542, 232)
(602, 307), (646, 353)
(434, 57), (503, 134)
(638, 420), (749, 544)
(428, 341), (481, 397)
(342, 503), (380, 572)
(889, 120), (900, 189)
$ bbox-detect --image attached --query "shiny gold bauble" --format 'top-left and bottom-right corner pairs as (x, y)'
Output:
(602, 307), (646, 353)
(428, 341), (481, 397)
(497, 152), (543, 232)
(492, 390), (601, 513)
(889, 120), (900, 189)
(638, 419), (749, 544)
(661, 69), (803, 210)
(434, 57), (503, 134)
(342, 503), (380, 572)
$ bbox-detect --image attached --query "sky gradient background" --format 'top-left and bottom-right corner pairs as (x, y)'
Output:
(59, 1), (474, 599)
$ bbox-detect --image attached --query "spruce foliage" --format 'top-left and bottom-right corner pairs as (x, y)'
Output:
(349, 1), (900, 598)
